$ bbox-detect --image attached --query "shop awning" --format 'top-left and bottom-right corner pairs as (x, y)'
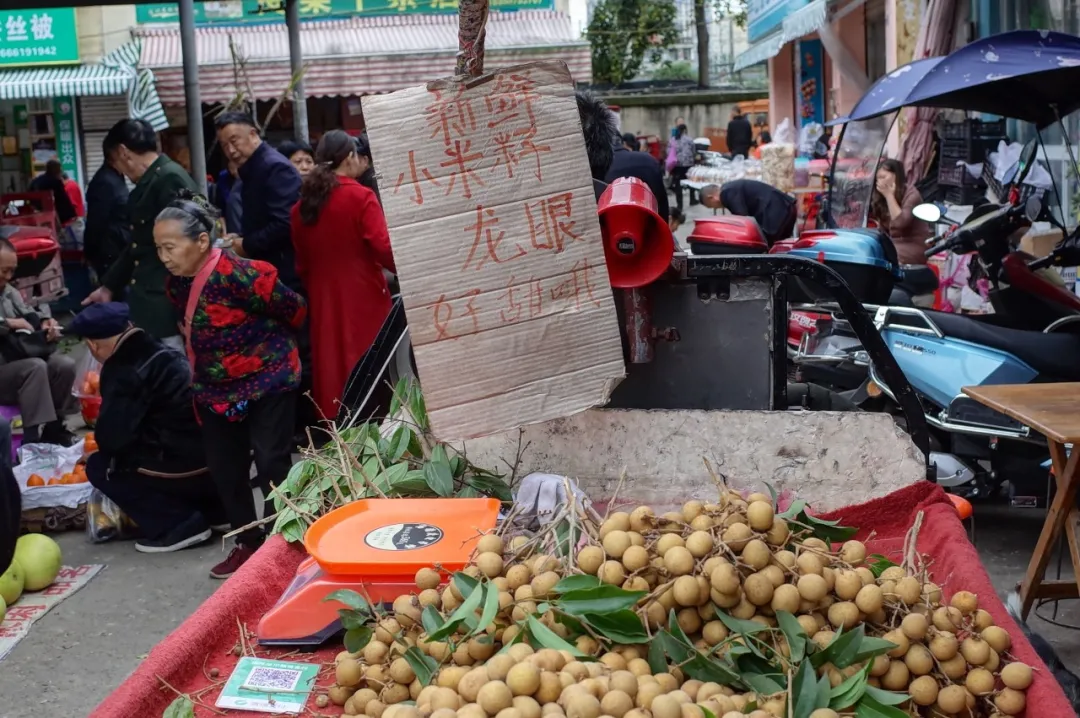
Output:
(137, 11), (592, 105)
(0, 64), (131, 100)
(782, 0), (829, 42)
(733, 34), (785, 72)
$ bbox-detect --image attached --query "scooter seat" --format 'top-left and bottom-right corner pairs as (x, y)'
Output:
(925, 310), (1080, 381)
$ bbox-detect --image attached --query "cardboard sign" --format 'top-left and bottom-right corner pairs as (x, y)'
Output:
(364, 61), (624, 440)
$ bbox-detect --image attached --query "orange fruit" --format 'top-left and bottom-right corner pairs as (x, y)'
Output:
(60, 473), (75, 485)
(47, 477), (61, 485)
(85, 431), (95, 442)
(27, 474), (45, 487)
(84, 439), (98, 453)
(73, 473), (88, 484)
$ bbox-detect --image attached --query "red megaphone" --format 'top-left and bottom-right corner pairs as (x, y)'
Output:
(597, 177), (675, 288)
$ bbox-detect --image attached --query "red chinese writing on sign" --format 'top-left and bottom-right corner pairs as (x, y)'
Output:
(432, 289), (481, 341)
(499, 275), (544, 324)
(461, 191), (581, 273)
(57, 565), (92, 579)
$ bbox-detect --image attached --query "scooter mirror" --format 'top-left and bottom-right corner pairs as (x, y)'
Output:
(1025, 195), (1043, 222)
(912, 202), (943, 223)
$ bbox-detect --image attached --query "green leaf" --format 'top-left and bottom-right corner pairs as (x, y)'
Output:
(816, 675), (832, 712)
(775, 610), (809, 663)
(699, 706), (717, 718)
(811, 626), (862, 669)
(449, 455), (466, 478)
(163, 696), (195, 718)
(715, 610), (771, 636)
(656, 628), (742, 687)
(324, 589), (370, 613)
(740, 671), (786, 696)
(421, 605), (444, 636)
(388, 426), (413, 462)
(867, 554), (899, 578)
(557, 586), (647, 615)
(554, 575), (602, 593)
(465, 473), (514, 502)
(344, 626), (374, 653)
(456, 486), (482, 498)
(454, 572), (479, 598)
(648, 633), (668, 674)
(862, 687), (910, 707)
(765, 483), (779, 509)
(668, 609), (695, 645)
(777, 499), (807, 520)
(389, 377), (407, 416)
(423, 460), (454, 498)
(428, 577), (484, 641)
(475, 583), (501, 637)
(849, 636), (899, 666)
(339, 609), (369, 631)
(404, 646), (439, 686)
(277, 516), (306, 543)
(525, 615), (589, 658)
(791, 660), (823, 718)
(829, 663), (872, 711)
(409, 382), (429, 431)
(580, 610), (648, 643)
(854, 694), (911, 718)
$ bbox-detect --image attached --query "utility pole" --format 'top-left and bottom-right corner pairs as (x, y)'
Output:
(178, 0), (206, 193)
(286, 0), (309, 142)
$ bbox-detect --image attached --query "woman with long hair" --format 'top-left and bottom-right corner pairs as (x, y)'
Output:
(871, 158), (932, 265)
(156, 192), (306, 578)
(290, 130), (396, 423)
(668, 124), (697, 214)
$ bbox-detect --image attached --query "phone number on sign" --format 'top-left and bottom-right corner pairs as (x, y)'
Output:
(0, 46), (58, 58)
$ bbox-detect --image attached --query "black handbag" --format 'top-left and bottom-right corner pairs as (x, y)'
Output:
(0, 314), (54, 363)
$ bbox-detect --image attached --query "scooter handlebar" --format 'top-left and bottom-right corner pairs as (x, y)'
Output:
(924, 237), (954, 258)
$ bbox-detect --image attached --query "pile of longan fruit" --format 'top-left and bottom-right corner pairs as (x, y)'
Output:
(321, 491), (1035, 718)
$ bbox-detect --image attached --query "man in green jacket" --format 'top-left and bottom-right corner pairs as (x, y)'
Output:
(83, 119), (198, 349)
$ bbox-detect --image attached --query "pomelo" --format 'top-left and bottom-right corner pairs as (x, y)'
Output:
(0, 559), (24, 605)
(14, 534), (62, 591)
(0, 594), (6, 624)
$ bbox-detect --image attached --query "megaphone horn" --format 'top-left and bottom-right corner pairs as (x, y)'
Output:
(597, 177), (675, 289)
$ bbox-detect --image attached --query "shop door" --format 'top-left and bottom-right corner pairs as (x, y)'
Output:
(865, 0), (887, 82)
(78, 95), (130, 184)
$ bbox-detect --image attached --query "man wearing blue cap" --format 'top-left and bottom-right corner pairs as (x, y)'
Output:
(71, 302), (223, 553)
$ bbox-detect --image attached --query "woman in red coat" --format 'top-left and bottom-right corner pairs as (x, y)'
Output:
(291, 130), (396, 421)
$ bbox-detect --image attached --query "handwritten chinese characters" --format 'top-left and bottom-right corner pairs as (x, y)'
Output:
(363, 61), (625, 440)
(0, 9), (77, 66)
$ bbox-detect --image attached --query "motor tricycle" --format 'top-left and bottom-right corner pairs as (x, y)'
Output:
(779, 29), (1080, 502)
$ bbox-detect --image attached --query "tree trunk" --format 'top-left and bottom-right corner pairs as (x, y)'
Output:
(457, 0), (489, 77)
(695, 0), (710, 88)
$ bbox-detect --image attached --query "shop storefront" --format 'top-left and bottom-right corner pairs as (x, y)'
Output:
(0, 8), (166, 192)
(735, 0), (877, 133)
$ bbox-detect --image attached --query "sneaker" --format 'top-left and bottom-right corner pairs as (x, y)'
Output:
(135, 514), (212, 554)
(210, 523), (231, 534)
(209, 544), (258, 579)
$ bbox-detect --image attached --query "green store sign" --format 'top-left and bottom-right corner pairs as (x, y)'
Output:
(0, 8), (79, 67)
(136, 0), (553, 24)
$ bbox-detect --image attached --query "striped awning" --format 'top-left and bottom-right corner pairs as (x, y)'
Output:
(0, 64), (130, 100)
(137, 11), (592, 105)
(782, 0), (829, 42)
(733, 33), (785, 71)
(101, 41), (169, 131)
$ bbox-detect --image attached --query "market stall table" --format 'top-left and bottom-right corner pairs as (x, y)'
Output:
(962, 382), (1080, 619)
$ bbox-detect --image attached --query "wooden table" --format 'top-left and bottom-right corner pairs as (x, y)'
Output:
(962, 383), (1080, 619)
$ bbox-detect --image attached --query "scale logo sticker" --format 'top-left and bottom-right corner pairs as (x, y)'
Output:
(364, 523), (444, 551)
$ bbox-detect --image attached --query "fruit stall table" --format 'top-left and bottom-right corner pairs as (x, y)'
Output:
(961, 383), (1080, 619)
(89, 481), (1075, 717)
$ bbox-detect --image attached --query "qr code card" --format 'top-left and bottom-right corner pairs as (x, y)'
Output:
(216, 656), (321, 713)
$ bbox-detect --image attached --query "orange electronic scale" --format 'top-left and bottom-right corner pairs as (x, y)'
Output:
(258, 497), (501, 647)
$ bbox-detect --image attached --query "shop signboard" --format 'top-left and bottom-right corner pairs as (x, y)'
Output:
(747, 0), (810, 43)
(798, 39), (824, 127)
(136, 0), (553, 24)
(52, 96), (78, 184)
(0, 8), (79, 67)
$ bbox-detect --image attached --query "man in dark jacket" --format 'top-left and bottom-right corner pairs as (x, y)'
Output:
(605, 144), (670, 222)
(726, 110), (754, 159)
(72, 302), (222, 553)
(84, 119), (198, 350)
(701, 180), (797, 246)
(29, 159), (77, 224)
(83, 149), (131, 277)
(215, 112), (302, 291)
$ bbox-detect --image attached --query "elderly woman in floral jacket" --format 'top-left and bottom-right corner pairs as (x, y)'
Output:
(155, 192), (306, 579)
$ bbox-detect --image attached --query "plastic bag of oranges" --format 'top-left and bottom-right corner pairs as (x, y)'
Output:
(71, 352), (102, 427)
(86, 488), (137, 543)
